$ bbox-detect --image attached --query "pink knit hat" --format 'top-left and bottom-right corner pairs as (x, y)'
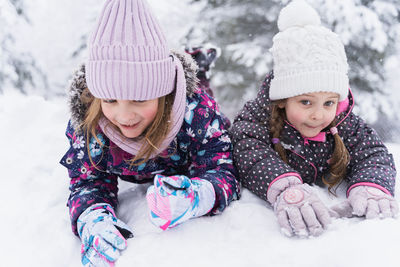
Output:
(87, 0), (187, 157)
(86, 0), (175, 100)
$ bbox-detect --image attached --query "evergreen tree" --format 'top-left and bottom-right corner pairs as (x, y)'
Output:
(0, 0), (48, 94)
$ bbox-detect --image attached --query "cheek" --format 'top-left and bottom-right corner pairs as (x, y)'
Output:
(101, 104), (113, 120)
(142, 103), (159, 122)
(286, 107), (305, 124)
(327, 109), (337, 123)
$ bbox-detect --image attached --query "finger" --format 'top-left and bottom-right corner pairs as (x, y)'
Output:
(93, 235), (120, 262)
(286, 206), (308, 237)
(311, 201), (332, 228)
(351, 196), (368, 216)
(329, 200), (354, 218)
(300, 204), (323, 236)
(378, 198), (391, 218)
(390, 200), (399, 217)
(365, 199), (379, 219)
(83, 246), (112, 267)
(81, 244), (92, 266)
(98, 225), (128, 251)
(276, 209), (293, 237)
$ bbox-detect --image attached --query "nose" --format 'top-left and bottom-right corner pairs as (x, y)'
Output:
(118, 102), (137, 123)
(311, 108), (324, 120)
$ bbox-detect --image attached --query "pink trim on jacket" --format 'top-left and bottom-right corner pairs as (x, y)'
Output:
(267, 172), (303, 193)
(304, 132), (326, 143)
(336, 89), (354, 126)
(336, 96), (349, 115)
(347, 182), (392, 197)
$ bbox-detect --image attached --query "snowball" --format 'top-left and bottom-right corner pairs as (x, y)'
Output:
(277, 0), (321, 31)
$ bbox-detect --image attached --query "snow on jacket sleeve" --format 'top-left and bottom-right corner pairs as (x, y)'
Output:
(229, 76), (301, 202)
(341, 113), (396, 196)
(60, 121), (119, 235)
(186, 94), (240, 215)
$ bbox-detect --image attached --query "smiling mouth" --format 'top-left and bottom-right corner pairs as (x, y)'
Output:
(305, 124), (320, 129)
(119, 122), (140, 129)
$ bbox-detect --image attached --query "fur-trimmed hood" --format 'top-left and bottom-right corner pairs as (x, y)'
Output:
(67, 50), (199, 129)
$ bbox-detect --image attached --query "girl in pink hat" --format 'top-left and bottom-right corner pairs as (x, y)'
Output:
(59, 0), (239, 265)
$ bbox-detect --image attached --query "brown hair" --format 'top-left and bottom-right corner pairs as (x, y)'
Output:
(269, 101), (288, 163)
(78, 87), (175, 168)
(268, 100), (350, 194)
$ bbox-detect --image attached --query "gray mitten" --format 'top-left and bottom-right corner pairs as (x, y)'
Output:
(268, 176), (331, 237)
(348, 186), (399, 219)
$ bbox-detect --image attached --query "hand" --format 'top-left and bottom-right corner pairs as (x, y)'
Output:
(348, 186), (399, 219)
(77, 204), (133, 267)
(146, 174), (215, 230)
(273, 183), (331, 237)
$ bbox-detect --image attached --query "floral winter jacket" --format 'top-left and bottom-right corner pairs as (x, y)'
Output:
(60, 52), (240, 235)
(230, 72), (396, 203)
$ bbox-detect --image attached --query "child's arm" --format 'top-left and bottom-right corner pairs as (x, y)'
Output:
(229, 76), (302, 202)
(342, 113), (398, 217)
(60, 121), (120, 235)
(344, 113), (396, 196)
(144, 96), (239, 230)
(186, 97), (240, 215)
(67, 171), (119, 235)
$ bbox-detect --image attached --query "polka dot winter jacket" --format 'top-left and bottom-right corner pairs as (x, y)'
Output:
(230, 73), (396, 203)
(60, 52), (240, 235)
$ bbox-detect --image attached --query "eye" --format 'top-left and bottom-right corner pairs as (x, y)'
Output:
(324, 100), (336, 107)
(132, 100), (146, 103)
(102, 99), (116, 104)
(300, 100), (311, 106)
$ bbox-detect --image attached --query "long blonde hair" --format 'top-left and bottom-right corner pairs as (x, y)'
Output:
(268, 101), (350, 194)
(79, 87), (175, 168)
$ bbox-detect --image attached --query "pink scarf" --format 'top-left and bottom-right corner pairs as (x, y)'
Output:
(98, 57), (186, 158)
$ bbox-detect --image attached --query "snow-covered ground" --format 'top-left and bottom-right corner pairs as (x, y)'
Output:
(1, 90), (399, 267)
(2, 0), (400, 266)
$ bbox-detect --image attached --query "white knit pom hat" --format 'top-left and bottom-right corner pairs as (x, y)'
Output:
(269, 0), (349, 101)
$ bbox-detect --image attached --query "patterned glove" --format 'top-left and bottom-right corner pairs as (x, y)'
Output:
(146, 174), (215, 230)
(77, 203), (133, 267)
(268, 176), (331, 237)
(348, 186), (399, 219)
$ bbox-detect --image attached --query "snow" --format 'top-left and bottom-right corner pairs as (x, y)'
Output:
(2, 0), (400, 266)
(1, 89), (400, 267)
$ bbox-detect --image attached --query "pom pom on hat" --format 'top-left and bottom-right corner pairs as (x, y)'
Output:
(277, 0), (321, 31)
(269, 0), (349, 101)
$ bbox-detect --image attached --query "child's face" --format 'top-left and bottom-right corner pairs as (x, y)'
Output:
(279, 92), (339, 137)
(101, 98), (159, 139)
